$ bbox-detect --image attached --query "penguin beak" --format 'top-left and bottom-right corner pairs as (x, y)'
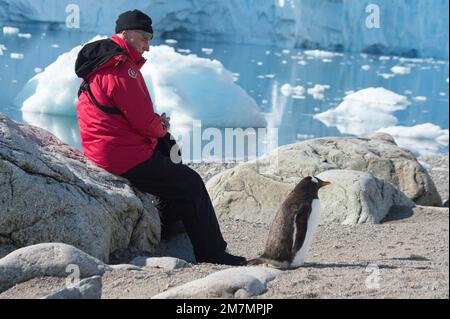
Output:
(319, 180), (331, 187)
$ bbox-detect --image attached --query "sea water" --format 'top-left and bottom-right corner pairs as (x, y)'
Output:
(0, 26), (448, 160)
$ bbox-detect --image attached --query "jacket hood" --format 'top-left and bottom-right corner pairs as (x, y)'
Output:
(75, 39), (126, 79)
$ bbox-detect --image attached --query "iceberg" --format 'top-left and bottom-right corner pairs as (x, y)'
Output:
(15, 36), (267, 128)
(377, 123), (449, 157)
(313, 87), (410, 136)
(0, 0), (448, 58)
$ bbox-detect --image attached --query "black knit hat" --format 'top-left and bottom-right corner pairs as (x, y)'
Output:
(115, 9), (153, 34)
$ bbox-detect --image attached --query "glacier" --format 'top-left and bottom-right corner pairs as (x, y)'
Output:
(0, 0), (448, 59)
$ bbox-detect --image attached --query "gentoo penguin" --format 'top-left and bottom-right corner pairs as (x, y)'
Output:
(249, 176), (331, 269)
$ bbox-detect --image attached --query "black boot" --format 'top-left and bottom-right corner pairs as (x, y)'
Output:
(198, 252), (247, 266)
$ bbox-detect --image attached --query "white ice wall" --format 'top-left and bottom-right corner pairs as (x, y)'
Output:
(0, 0), (448, 58)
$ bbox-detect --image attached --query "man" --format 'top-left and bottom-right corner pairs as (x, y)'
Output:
(75, 9), (246, 266)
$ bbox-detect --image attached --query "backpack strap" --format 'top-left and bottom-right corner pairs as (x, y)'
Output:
(78, 81), (123, 115)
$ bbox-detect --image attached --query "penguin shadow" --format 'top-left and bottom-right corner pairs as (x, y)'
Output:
(381, 205), (414, 223)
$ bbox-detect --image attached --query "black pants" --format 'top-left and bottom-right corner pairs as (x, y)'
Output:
(121, 137), (227, 261)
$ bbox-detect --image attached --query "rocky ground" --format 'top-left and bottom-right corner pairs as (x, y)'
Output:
(0, 155), (448, 299)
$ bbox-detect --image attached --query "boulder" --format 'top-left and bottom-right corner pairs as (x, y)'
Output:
(316, 170), (415, 224)
(152, 266), (281, 299)
(0, 243), (110, 293)
(42, 275), (102, 299)
(0, 114), (160, 262)
(207, 133), (439, 224)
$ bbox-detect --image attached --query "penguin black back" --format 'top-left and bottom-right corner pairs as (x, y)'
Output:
(249, 176), (331, 269)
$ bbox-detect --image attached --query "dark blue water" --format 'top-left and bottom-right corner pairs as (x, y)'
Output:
(1, 25), (448, 159)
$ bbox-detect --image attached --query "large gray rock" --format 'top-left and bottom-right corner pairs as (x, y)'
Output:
(0, 114), (160, 262)
(316, 170), (415, 224)
(207, 134), (439, 224)
(42, 276), (102, 299)
(152, 266), (281, 299)
(0, 243), (110, 293)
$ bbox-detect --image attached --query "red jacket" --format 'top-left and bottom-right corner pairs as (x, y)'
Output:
(75, 35), (166, 175)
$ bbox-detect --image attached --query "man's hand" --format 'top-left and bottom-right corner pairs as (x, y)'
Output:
(161, 113), (171, 130)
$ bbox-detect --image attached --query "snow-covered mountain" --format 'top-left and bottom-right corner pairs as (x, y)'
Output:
(0, 0), (448, 58)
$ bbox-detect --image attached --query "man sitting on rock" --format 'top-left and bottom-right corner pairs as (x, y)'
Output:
(75, 9), (246, 266)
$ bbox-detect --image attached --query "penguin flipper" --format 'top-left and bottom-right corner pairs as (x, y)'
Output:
(292, 204), (312, 253)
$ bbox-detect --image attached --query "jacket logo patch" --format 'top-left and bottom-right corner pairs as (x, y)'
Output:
(128, 68), (137, 79)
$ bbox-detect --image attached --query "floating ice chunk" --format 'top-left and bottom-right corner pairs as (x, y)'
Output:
(10, 53), (24, 59)
(322, 59), (333, 63)
(413, 96), (427, 102)
(377, 123), (449, 156)
(379, 56), (391, 61)
(282, 49), (290, 54)
(3, 26), (19, 35)
(257, 62), (263, 66)
(379, 73), (395, 79)
(177, 48), (191, 54)
(314, 87), (410, 136)
(0, 44), (6, 56)
(313, 107), (320, 112)
(16, 35), (107, 116)
(298, 60), (308, 65)
(345, 90), (355, 95)
(281, 84), (305, 97)
(264, 74), (275, 79)
(165, 39), (178, 45)
(304, 50), (343, 58)
(281, 60), (287, 64)
(201, 48), (214, 55)
(297, 134), (315, 140)
(391, 66), (411, 74)
(439, 92), (446, 96)
(307, 84), (330, 100)
(51, 44), (60, 48)
(361, 65), (371, 71)
(34, 67), (43, 73)
(18, 33), (32, 39)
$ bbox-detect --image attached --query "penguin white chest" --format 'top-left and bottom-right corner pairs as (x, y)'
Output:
(291, 199), (321, 267)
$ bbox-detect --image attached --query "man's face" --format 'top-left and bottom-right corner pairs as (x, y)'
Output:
(123, 30), (153, 55)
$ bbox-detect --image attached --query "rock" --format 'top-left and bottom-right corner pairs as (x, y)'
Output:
(316, 170), (415, 224)
(0, 114), (160, 262)
(109, 264), (144, 271)
(42, 276), (102, 299)
(443, 199), (449, 208)
(130, 256), (192, 270)
(207, 133), (441, 224)
(152, 266), (281, 299)
(0, 243), (110, 293)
